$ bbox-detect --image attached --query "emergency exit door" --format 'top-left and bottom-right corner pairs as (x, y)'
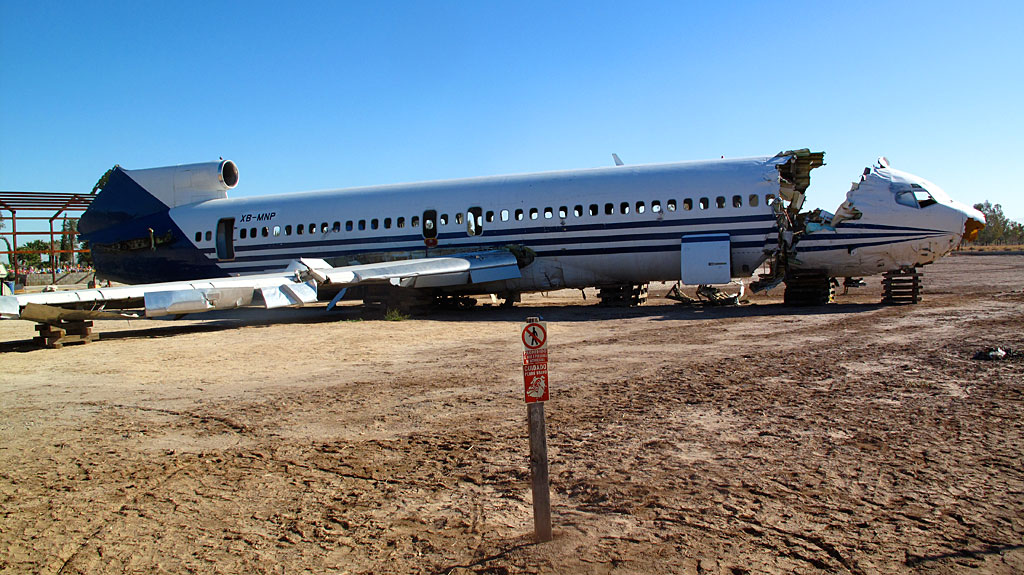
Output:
(680, 233), (731, 284)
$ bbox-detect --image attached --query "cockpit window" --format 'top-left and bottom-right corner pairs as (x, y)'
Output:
(896, 185), (938, 208)
(911, 184), (938, 207)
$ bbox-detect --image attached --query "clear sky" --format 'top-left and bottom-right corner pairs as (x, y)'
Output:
(2, 1), (1022, 226)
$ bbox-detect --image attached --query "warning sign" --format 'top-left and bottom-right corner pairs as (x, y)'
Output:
(522, 322), (547, 350)
(522, 319), (549, 403)
(523, 363), (549, 403)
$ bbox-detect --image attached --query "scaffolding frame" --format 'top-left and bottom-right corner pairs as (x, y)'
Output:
(0, 191), (94, 284)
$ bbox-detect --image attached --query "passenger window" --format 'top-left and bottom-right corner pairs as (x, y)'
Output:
(544, 207), (553, 219)
(682, 199), (692, 211)
(440, 214), (448, 226)
(589, 204), (599, 216)
(530, 208), (539, 220)
(636, 201), (645, 214)
(485, 211), (494, 223)
(358, 220), (366, 231)
(620, 202), (630, 214)
(765, 194), (776, 205)
(371, 219), (379, 230)
(262, 227), (269, 237)
(716, 196), (725, 209)
(297, 225), (303, 235)
(652, 201), (661, 213)
(205, 231), (212, 241)
(558, 206), (567, 219)
(699, 198), (709, 210)
(411, 216), (420, 227)
(397, 217), (405, 228)
(250, 227), (257, 237)
(733, 195), (742, 208)
(574, 205), (583, 217)
(605, 203), (614, 215)
(667, 199), (677, 211)
(748, 194), (759, 207)
(501, 209), (509, 222)
(346, 221), (353, 231)
(515, 209), (524, 221)
(273, 226), (280, 236)
(194, 231), (202, 242)
(384, 217), (392, 229)
(467, 207), (483, 236)
(285, 225), (292, 235)
(239, 228), (246, 239)
(455, 213), (464, 225)
(308, 224), (315, 234)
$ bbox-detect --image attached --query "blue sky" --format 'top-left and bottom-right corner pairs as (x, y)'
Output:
(2, 1), (1022, 229)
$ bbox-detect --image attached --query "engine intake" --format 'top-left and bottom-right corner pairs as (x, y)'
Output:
(122, 160), (239, 208)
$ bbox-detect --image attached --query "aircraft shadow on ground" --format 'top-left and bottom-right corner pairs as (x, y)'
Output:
(0, 302), (885, 353)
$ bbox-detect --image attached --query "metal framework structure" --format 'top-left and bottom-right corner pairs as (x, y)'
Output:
(0, 191), (94, 283)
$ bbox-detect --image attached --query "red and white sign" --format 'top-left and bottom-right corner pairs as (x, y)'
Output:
(522, 322), (547, 350)
(522, 320), (549, 403)
(523, 363), (549, 403)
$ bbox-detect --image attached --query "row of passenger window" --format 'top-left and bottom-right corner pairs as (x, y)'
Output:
(193, 193), (776, 243)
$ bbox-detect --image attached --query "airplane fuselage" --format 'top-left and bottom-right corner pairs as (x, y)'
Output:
(84, 157), (791, 290)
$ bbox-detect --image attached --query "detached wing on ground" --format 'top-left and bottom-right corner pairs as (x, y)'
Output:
(0, 250), (521, 323)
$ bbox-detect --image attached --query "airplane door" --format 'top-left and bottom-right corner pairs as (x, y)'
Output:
(422, 210), (438, 239)
(216, 218), (235, 261)
(681, 233), (731, 284)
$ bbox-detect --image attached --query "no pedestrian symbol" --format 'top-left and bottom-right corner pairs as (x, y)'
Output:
(522, 320), (549, 403)
(522, 322), (547, 350)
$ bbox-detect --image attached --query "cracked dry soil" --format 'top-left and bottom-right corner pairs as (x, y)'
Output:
(1, 254), (1022, 574)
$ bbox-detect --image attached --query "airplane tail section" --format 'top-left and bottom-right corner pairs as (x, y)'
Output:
(79, 161), (238, 284)
(80, 160), (237, 240)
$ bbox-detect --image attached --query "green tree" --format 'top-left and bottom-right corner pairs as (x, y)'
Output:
(16, 239), (51, 268)
(78, 239), (93, 267)
(972, 202), (1024, 245)
(59, 218), (78, 264)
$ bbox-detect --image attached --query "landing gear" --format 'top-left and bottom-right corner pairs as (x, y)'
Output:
(597, 283), (649, 307)
(498, 292), (520, 309)
(882, 267), (922, 305)
(783, 271), (837, 305)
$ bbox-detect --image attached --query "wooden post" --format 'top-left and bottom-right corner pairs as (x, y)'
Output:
(523, 315), (552, 542)
(528, 401), (552, 542)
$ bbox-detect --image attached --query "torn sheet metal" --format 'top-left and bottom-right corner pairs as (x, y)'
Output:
(257, 281), (318, 309)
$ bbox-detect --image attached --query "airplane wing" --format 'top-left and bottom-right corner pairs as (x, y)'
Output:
(0, 250), (521, 323)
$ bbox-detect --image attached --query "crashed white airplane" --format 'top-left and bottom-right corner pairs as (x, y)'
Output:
(0, 150), (985, 324)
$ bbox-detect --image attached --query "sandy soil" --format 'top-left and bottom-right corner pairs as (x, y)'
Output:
(1, 255), (1022, 574)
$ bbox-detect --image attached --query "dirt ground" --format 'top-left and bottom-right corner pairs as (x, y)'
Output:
(1, 254), (1022, 575)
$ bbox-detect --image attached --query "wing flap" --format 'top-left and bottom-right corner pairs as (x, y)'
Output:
(316, 250), (521, 288)
(145, 287), (256, 317)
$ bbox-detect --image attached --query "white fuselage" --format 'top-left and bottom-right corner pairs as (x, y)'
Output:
(169, 157), (789, 292)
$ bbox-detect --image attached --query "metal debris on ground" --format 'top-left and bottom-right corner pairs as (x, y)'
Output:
(665, 283), (742, 306)
(971, 347), (1023, 361)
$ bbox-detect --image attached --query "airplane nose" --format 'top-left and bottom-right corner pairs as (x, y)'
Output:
(961, 205), (986, 244)
(964, 215), (985, 243)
